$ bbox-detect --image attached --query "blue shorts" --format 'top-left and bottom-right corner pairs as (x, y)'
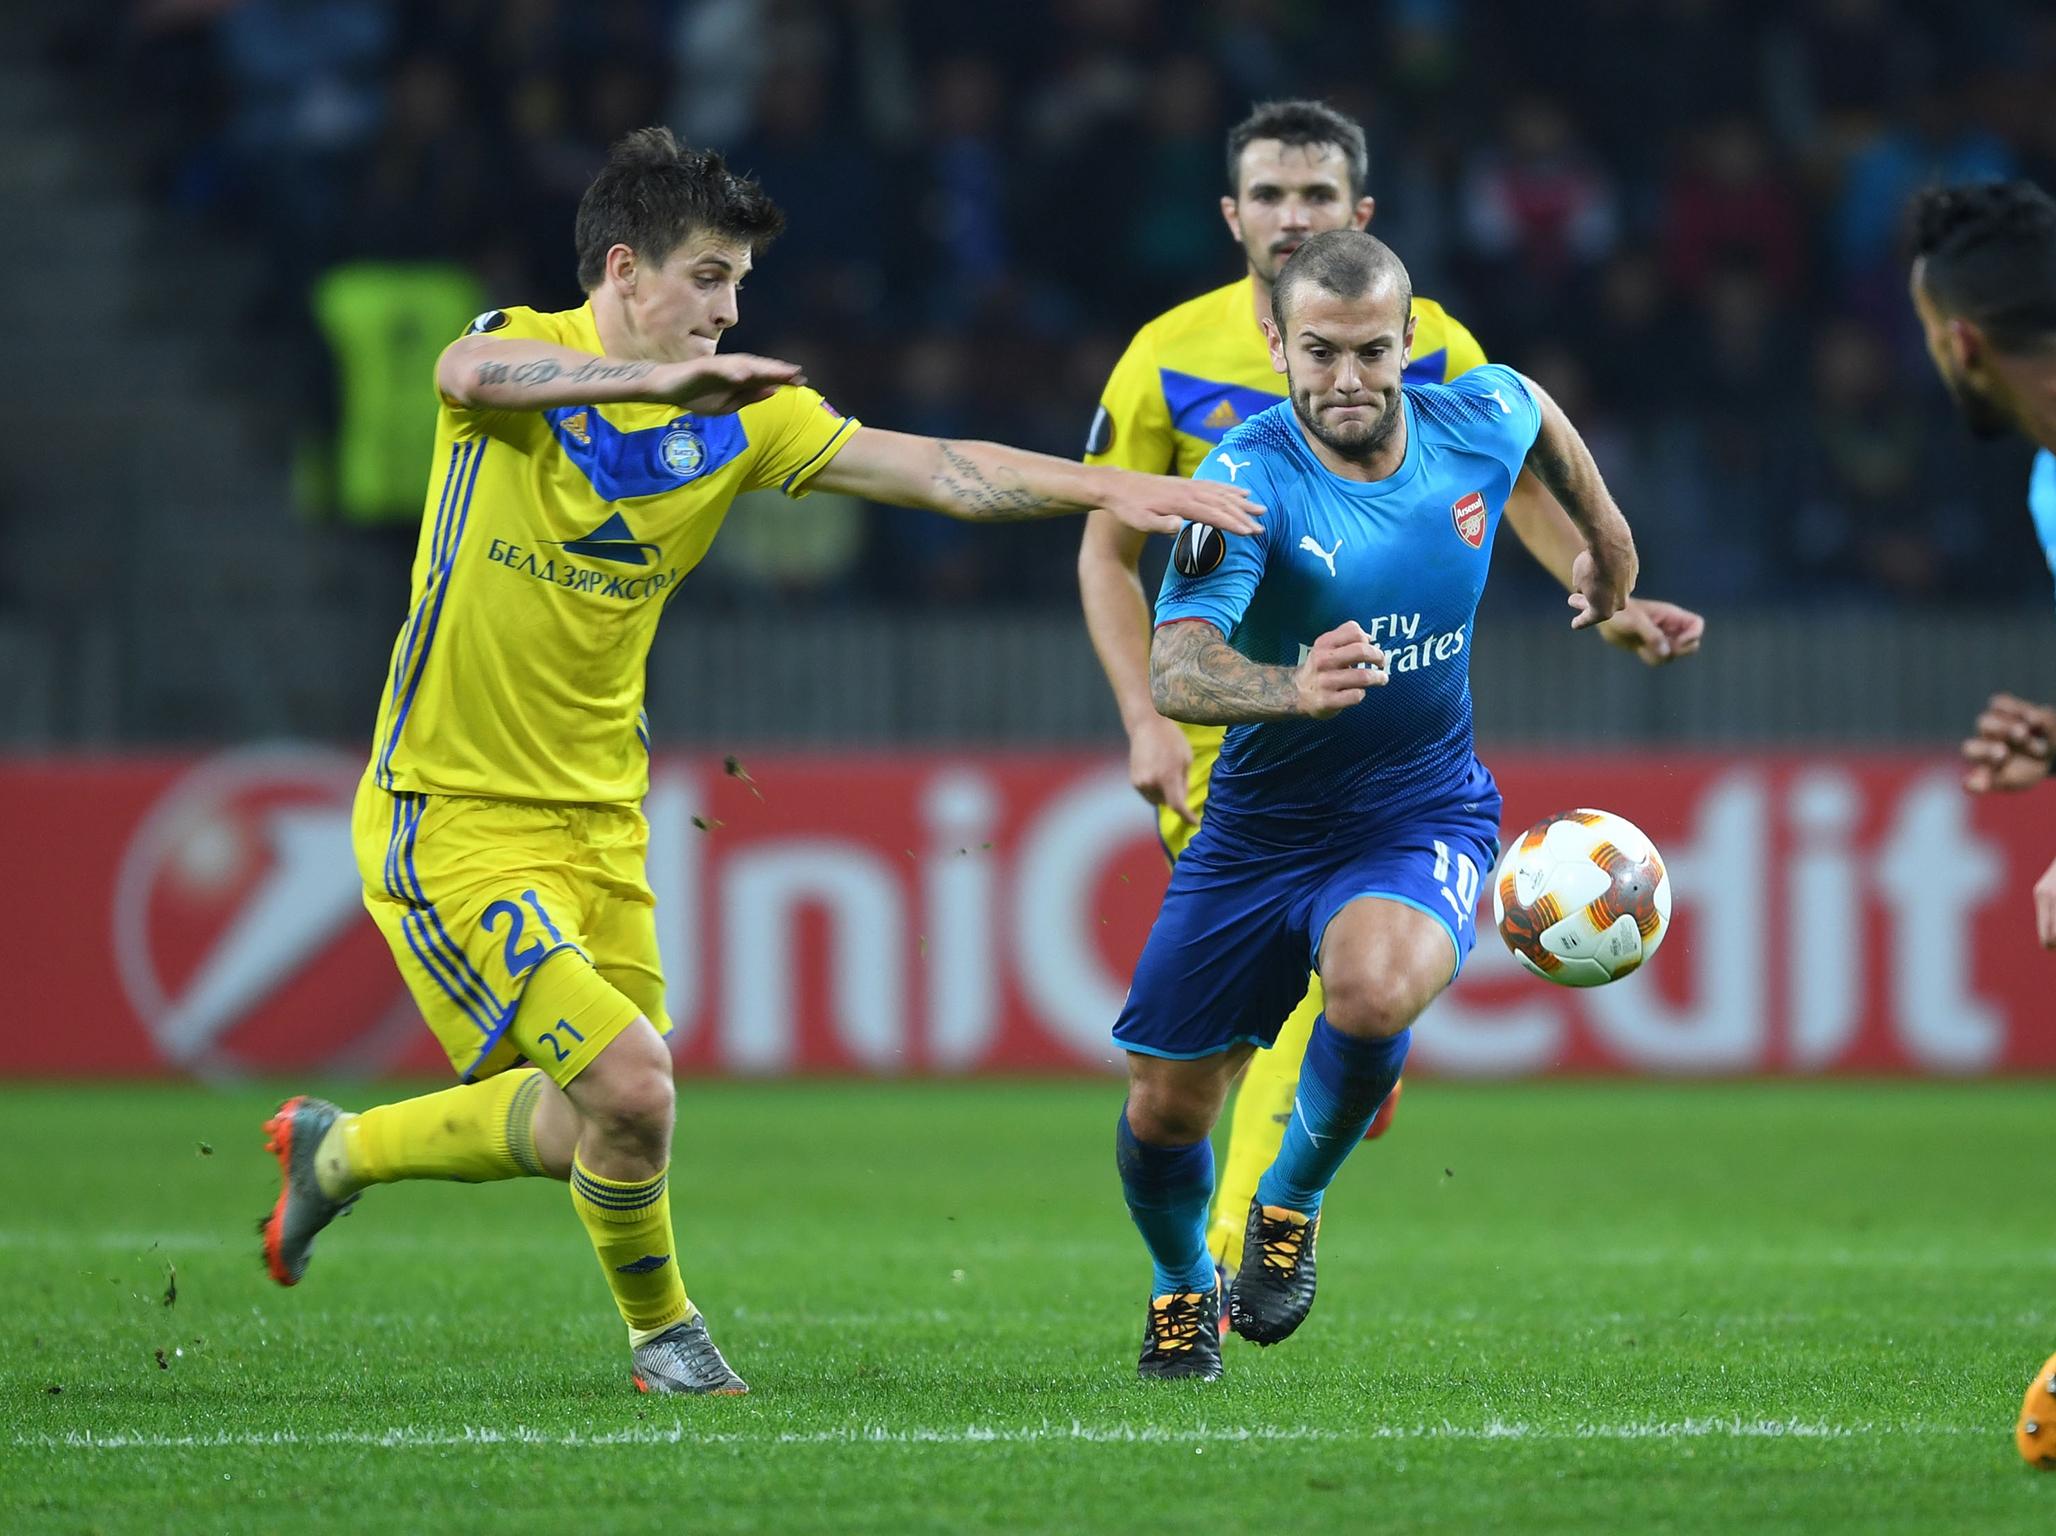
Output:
(1112, 810), (1500, 1061)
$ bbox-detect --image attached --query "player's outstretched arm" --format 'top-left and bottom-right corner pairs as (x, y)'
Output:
(436, 337), (805, 415)
(1079, 512), (1197, 824)
(1151, 618), (1385, 725)
(808, 429), (1263, 537)
(1500, 470), (1706, 664)
(1515, 375), (1639, 630)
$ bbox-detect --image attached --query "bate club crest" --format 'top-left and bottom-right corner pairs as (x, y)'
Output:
(1452, 491), (1487, 549)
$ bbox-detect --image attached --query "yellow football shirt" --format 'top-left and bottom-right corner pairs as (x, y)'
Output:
(1086, 273), (1488, 851)
(1085, 273), (1486, 478)
(368, 302), (858, 807)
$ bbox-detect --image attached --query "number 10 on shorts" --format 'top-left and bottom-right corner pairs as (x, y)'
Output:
(1433, 839), (1479, 928)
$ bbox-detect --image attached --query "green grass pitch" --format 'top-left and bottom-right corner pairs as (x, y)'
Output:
(4, 1080), (2054, 1534)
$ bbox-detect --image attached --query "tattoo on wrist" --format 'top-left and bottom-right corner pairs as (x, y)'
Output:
(1150, 621), (1301, 724)
(934, 440), (1044, 520)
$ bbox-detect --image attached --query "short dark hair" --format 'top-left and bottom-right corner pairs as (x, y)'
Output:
(574, 126), (786, 291)
(1272, 229), (1411, 330)
(1911, 179), (2056, 354)
(1225, 99), (1369, 200)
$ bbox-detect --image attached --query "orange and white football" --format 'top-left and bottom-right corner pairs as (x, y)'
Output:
(1493, 808), (1671, 988)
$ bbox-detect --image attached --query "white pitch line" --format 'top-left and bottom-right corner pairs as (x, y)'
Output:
(11, 1418), (1987, 1452)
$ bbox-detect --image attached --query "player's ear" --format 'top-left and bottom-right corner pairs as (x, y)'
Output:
(1947, 317), (1984, 374)
(1221, 195), (1243, 243)
(605, 243), (639, 296)
(1262, 316), (1287, 373)
(1353, 194), (1375, 231)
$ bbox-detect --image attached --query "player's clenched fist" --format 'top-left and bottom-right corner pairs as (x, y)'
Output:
(1294, 620), (1387, 719)
(1961, 691), (2056, 793)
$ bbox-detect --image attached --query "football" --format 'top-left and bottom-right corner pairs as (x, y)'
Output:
(1492, 808), (1671, 987)
(2018, 1350), (2056, 1468)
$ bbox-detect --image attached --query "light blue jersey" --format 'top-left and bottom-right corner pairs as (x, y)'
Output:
(2031, 449), (2056, 601)
(1154, 364), (1542, 842)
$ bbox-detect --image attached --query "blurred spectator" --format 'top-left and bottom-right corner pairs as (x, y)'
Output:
(729, 62), (885, 327)
(1121, 55), (1227, 314)
(1791, 318), (1935, 597)
(1458, 96), (1620, 341)
(216, 0), (394, 256)
(60, 0), (2055, 615)
(1830, 88), (2016, 295)
(918, 55), (1013, 317)
(308, 261), (484, 528)
(1661, 115), (1805, 303)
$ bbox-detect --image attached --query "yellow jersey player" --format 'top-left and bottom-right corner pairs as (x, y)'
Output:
(257, 126), (1260, 1396)
(1077, 100), (1707, 1282)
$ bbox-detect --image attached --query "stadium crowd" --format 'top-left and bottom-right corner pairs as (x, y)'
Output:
(67, 0), (2056, 613)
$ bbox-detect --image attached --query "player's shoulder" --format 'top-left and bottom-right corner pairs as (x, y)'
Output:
(456, 303), (582, 343)
(1409, 293), (1461, 337)
(735, 382), (847, 432)
(1209, 402), (1302, 473)
(1131, 277), (1248, 354)
(1407, 362), (1531, 424)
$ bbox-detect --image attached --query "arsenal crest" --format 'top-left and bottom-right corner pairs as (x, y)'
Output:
(1452, 490), (1486, 549)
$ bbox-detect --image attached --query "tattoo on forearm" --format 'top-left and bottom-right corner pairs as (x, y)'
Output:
(933, 440), (1046, 520)
(568, 358), (654, 384)
(474, 356), (653, 391)
(1150, 621), (1301, 724)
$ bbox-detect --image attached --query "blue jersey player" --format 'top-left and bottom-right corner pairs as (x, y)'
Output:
(1906, 177), (2056, 1463)
(1114, 229), (1640, 1380)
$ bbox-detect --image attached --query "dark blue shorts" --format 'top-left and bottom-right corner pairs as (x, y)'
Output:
(1111, 810), (1500, 1060)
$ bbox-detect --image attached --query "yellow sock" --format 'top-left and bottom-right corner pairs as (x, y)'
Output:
(1209, 977), (1324, 1269)
(569, 1152), (691, 1338)
(322, 1069), (548, 1195)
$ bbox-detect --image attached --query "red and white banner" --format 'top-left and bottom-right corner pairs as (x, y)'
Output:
(6, 746), (2054, 1078)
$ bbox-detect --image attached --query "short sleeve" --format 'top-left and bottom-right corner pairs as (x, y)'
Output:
(437, 305), (558, 446)
(737, 385), (861, 497)
(438, 306), (551, 408)
(1085, 327), (1177, 473)
(1445, 363), (1542, 474)
(1152, 445), (1275, 638)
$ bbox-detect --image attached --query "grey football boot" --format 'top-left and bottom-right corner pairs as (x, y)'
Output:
(260, 1095), (357, 1286)
(631, 1314), (749, 1395)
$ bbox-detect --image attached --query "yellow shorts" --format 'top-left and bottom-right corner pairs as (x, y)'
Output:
(351, 776), (670, 1086)
(1157, 721), (1225, 862)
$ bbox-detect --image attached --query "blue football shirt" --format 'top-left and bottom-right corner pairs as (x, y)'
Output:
(2030, 449), (2056, 602)
(1153, 364), (1542, 841)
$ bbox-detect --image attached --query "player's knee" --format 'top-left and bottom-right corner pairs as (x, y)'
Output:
(1123, 1081), (1215, 1146)
(1320, 969), (1429, 1040)
(572, 1022), (676, 1157)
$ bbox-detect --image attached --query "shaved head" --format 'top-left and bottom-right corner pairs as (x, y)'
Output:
(1272, 228), (1412, 333)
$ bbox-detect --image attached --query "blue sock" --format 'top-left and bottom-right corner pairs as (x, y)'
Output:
(1255, 1018), (1410, 1218)
(1116, 1110), (1218, 1297)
